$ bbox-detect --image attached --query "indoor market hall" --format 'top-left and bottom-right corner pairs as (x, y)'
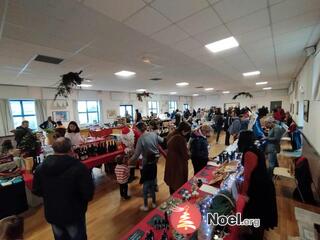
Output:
(0, 0), (320, 240)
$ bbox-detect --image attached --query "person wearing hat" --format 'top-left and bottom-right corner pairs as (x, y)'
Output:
(264, 117), (286, 177)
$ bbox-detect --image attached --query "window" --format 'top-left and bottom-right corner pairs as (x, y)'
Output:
(168, 101), (177, 113)
(183, 104), (190, 111)
(148, 101), (159, 115)
(120, 105), (133, 123)
(10, 100), (37, 130)
(78, 101), (100, 125)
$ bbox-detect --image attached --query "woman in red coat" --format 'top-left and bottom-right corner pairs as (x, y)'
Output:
(164, 122), (191, 195)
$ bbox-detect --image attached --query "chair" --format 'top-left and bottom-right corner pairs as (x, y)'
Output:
(273, 159), (305, 203)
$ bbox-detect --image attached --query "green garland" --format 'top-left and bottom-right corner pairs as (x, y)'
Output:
(137, 91), (153, 102)
(232, 92), (253, 100)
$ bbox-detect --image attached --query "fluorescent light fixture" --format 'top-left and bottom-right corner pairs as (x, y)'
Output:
(176, 82), (189, 86)
(256, 81), (268, 85)
(136, 89), (146, 92)
(114, 70), (136, 77)
(169, 92), (177, 95)
(204, 88), (214, 91)
(243, 71), (261, 77)
(84, 79), (92, 83)
(263, 87), (272, 90)
(222, 91), (230, 94)
(205, 37), (239, 53)
(192, 94), (199, 96)
(79, 84), (92, 87)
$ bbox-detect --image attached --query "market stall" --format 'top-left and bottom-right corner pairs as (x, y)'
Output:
(122, 142), (246, 240)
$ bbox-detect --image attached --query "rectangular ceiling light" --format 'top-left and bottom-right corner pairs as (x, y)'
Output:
(204, 88), (214, 91)
(243, 71), (261, 77)
(176, 82), (189, 86)
(114, 70), (136, 77)
(192, 94), (199, 96)
(170, 92), (177, 95)
(205, 37), (239, 53)
(222, 91), (230, 94)
(256, 81), (268, 85)
(263, 87), (272, 90)
(79, 84), (92, 87)
(136, 89), (146, 92)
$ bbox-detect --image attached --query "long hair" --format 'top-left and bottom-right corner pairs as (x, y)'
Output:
(238, 130), (255, 153)
(67, 121), (80, 133)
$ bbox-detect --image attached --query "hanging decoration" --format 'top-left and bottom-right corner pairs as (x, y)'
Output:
(232, 92), (253, 100)
(136, 91), (153, 102)
(54, 71), (84, 100)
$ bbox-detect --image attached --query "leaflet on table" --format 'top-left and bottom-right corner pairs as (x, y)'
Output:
(199, 184), (219, 195)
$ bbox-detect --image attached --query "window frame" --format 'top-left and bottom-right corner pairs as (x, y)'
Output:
(77, 100), (100, 125)
(148, 101), (159, 115)
(9, 99), (37, 130)
(183, 103), (190, 111)
(168, 101), (177, 113)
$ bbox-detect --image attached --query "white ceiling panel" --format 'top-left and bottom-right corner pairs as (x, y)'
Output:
(270, 0), (320, 24)
(193, 24), (230, 44)
(274, 26), (314, 46)
(124, 6), (171, 36)
(272, 10), (320, 36)
(151, 25), (189, 45)
(222, 52), (255, 71)
(213, 0), (267, 23)
(269, 0), (286, 5)
(177, 7), (222, 35)
(235, 26), (272, 45)
(227, 9), (269, 35)
(83, 0), (145, 22)
(151, 0), (208, 22)
(172, 38), (203, 52)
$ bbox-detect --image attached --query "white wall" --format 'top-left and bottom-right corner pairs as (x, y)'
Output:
(289, 40), (320, 154)
(192, 89), (290, 112)
(0, 85), (192, 125)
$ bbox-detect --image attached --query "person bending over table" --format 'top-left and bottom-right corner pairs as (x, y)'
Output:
(189, 124), (213, 175)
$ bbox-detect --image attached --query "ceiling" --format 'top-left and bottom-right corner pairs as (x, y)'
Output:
(0, 0), (319, 96)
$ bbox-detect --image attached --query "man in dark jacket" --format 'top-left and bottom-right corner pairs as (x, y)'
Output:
(32, 137), (94, 240)
(189, 125), (213, 174)
(39, 116), (57, 130)
(11, 120), (32, 147)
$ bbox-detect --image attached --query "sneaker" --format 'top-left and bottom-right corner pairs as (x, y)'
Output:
(151, 203), (157, 209)
(140, 205), (149, 211)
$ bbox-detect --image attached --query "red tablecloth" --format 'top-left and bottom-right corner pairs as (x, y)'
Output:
(122, 165), (245, 240)
(22, 149), (124, 190)
(89, 126), (125, 138)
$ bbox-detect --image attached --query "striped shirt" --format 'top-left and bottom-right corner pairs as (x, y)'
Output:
(115, 164), (129, 184)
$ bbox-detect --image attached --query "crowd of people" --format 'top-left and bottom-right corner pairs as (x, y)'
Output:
(0, 104), (302, 240)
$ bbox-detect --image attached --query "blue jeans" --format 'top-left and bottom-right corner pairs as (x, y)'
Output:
(268, 152), (278, 177)
(143, 179), (156, 207)
(51, 216), (87, 240)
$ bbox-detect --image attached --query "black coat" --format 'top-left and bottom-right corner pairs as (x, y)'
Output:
(242, 146), (278, 230)
(39, 120), (57, 129)
(189, 131), (209, 162)
(32, 155), (94, 225)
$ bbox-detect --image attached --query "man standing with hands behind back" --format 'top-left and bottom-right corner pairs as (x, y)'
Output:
(32, 137), (94, 240)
